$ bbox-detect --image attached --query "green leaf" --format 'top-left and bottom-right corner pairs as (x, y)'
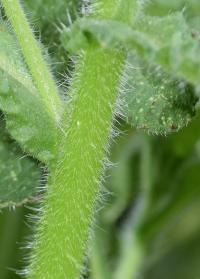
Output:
(0, 22), (57, 163)
(143, 0), (200, 22)
(62, 15), (199, 134)
(61, 18), (152, 54)
(123, 55), (197, 134)
(134, 14), (200, 85)
(62, 13), (200, 85)
(24, 0), (80, 32)
(0, 117), (40, 208)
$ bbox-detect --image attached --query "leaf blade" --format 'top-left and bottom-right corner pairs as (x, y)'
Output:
(0, 118), (41, 208)
(0, 22), (57, 163)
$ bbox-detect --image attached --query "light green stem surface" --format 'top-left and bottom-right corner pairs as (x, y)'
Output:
(28, 46), (125, 279)
(27, 0), (127, 277)
(1, 0), (62, 122)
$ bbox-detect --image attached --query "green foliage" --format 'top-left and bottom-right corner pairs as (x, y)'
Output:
(62, 14), (199, 133)
(143, 0), (200, 39)
(133, 14), (200, 85)
(24, 0), (81, 74)
(1, 0), (62, 123)
(61, 8), (200, 135)
(124, 55), (197, 134)
(95, 124), (200, 279)
(0, 116), (40, 208)
(143, 0), (200, 20)
(0, 1), (200, 279)
(0, 22), (57, 163)
(62, 11), (200, 85)
(169, 111), (200, 156)
(26, 0), (132, 277)
(24, 0), (80, 31)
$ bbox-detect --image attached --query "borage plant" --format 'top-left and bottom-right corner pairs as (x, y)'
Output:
(0, 0), (200, 278)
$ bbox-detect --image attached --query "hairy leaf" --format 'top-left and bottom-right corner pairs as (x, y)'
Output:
(62, 13), (200, 85)
(61, 18), (153, 54)
(134, 14), (200, 85)
(123, 55), (197, 134)
(0, 23), (57, 163)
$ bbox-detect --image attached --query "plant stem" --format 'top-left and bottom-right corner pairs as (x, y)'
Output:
(26, 0), (131, 277)
(1, 0), (62, 122)
(28, 46), (125, 279)
(1, 0), (139, 278)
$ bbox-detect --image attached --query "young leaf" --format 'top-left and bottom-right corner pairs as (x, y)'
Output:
(0, 23), (57, 163)
(0, 117), (40, 208)
(62, 13), (200, 85)
(60, 18), (153, 54)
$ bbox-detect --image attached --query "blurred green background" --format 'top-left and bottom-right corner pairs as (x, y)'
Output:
(1, 0), (200, 278)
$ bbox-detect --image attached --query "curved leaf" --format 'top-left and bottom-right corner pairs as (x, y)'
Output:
(62, 13), (200, 85)
(0, 22), (57, 163)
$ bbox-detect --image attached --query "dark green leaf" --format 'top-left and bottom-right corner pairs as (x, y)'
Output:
(123, 55), (197, 134)
(0, 117), (40, 208)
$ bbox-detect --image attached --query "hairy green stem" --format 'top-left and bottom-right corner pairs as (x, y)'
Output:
(28, 47), (125, 279)
(26, 0), (131, 278)
(1, 0), (62, 122)
(26, 0), (141, 277)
